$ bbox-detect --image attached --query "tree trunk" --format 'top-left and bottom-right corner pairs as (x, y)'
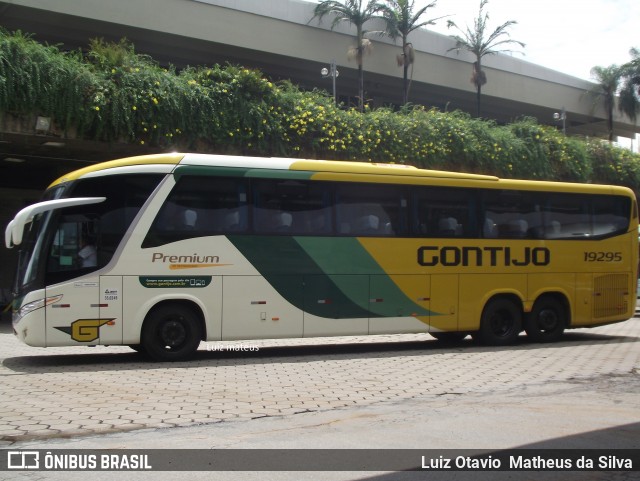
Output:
(475, 58), (483, 117)
(403, 61), (409, 105)
(358, 62), (364, 112)
(356, 25), (364, 112)
(606, 98), (614, 142)
(402, 38), (409, 105)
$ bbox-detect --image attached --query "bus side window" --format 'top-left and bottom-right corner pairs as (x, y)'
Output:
(592, 195), (630, 237)
(437, 217), (459, 237)
(274, 211), (293, 232)
(504, 219), (528, 238)
(483, 218), (497, 238)
(355, 214), (380, 235)
(484, 190), (542, 239)
(542, 194), (590, 238)
(540, 194), (631, 239)
(335, 183), (407, 237)
(298, 185), (332, 235)
(414, 186), (475, 238)
(224, 210), (241, 231)
(143, 176), (248, 247)
(253, 179), (332, 236)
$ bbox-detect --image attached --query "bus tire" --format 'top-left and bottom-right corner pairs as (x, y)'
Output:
(141, 304), (202, 362)
(525, 296), (566, 343)
(430, 332), (468, 343)
(478, 298), (522, 346)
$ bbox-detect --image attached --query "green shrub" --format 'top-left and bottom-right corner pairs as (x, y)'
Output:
(1, 29), (639, 195)
(0, 30), (101, 135)
(589, 140), (640, 190)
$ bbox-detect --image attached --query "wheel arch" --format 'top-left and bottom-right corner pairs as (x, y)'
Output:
(141, 297), (207, 342)
(530, 291), (572, 326)
(480, 291), (525, 317)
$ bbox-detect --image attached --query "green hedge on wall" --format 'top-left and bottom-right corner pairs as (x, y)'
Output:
(1, 30), (639, 194)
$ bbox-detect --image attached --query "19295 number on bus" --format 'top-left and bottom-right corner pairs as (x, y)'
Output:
(584, 251), (622, 262)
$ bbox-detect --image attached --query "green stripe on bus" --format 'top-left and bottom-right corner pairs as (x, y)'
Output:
(227, 235), (371, 318)
(174, 165), (315, 180)
(296, 237), (433, 318)
(174, 165), (250, 178)
(245, 169), (315, 180)
(227, 235), (433, 319)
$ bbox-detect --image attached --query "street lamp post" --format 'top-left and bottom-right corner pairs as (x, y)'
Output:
(321, 60), (339, 105)
(553, 107), (567, 135)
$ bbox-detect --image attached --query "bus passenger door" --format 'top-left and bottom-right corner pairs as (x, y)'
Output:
(98, 276), (123, 345)
(368, 275), (431, 334)
(44, 213), (102, 346)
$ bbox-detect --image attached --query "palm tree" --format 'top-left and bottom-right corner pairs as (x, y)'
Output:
(446, 0), (524, 117)
(376, 0), (446, 105)
(587, 65), (623, 142)
(313, 0), (380, 111)
(619, 47), (640, 124)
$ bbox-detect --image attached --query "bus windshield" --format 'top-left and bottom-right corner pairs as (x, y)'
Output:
(11, 173), (164, 297)
(14, 210), (52, 295)
(12, 185), (67, 296)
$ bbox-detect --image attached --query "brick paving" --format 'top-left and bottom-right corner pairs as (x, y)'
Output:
(1, 318), (639, 445)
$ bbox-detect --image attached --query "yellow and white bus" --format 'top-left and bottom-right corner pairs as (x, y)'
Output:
(5, 153), (638, 361)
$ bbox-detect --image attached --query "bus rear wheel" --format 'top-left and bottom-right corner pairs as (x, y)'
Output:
(525, 297), (566, 343)
(478, 298), (522, 346)
(141, 304), (202, 362)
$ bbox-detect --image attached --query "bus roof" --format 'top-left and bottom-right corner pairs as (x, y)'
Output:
(49, 153), (498, 187)
(48, 152), (634, 197)
(49, 153), (186, 187)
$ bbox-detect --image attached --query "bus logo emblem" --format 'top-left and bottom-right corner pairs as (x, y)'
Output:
(54, 319), (114, 342)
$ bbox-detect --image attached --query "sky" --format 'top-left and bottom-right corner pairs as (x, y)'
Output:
(416, 0), (639, 81)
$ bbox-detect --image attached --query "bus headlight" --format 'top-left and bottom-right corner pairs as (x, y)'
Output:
(14, 295), (63, 322)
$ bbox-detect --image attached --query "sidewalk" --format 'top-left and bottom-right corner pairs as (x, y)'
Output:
(1, 316), (639, 446)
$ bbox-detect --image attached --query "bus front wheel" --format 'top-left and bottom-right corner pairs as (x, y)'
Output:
(524, 297), (566, 343)
(478, 298), (522, 346)
(141, 304), (202, 362)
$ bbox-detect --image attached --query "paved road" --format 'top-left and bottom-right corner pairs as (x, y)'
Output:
(1, 317), (639, 480)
